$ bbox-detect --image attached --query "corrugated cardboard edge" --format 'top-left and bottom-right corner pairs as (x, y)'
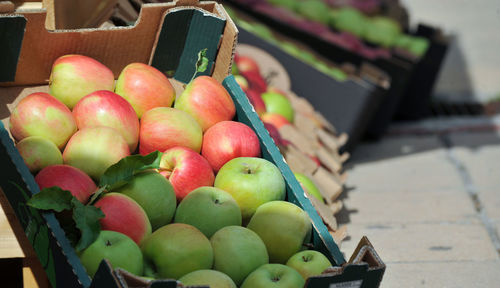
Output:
(1, 0), (237, 86)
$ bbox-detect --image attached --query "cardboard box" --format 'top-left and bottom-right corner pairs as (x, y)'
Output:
(236, 27), (388, 152)
(220, 0), (449, 138)
(0, 1), (385, 287)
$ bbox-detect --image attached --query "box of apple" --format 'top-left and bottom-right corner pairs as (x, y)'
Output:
(4, 52), (349, 287)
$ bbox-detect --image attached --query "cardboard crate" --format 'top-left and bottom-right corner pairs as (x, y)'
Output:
(236, 27), (388, 153)
(220, 0), (449, 138)
(0, 1), (385, 287)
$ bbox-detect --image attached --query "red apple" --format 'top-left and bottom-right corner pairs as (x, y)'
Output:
(115, 63), (175, 118)
(174, 76), (236, 132)
(139, 107), (202, 155)
(245, 89), (267, 116)
(35, 164), (97, 204)
(240, 71), (267, 94)
(94, 193), (152, 245)
(49, 54), (115, 109)
(261, 112), (292, 129)
(263, 123), (287, 148)
(201, 121), (261, 172)
(235, 55), (260, 74)
(9, 92), (77, 149)
(159, 147), (215, 201)
(63, 126), (130, 180)
(72, 90), (140, 153)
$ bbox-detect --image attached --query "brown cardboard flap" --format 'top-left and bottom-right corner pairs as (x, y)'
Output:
(316, 146), (342, 173)
(0, 1), (15, 13)
(2, 0), (234, 86)
(308, 193), (338, 230)
(283, 144), (319, 175)
(312, 167), (343, 204)
(279, 125), (318, 155)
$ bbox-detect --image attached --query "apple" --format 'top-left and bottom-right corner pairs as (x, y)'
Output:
(139, 107), (202, 155)
(286, 250), (332, 280)
(260, 112), (292, 129)
(247, 201), (312, 264)
(211, 226), (269, 285)
(114, 170), (176, 231)
(35, 164), (97, 204)
(16, 136), (63, 173)
(214, 157), (286, 222)
(235, 55), (260, 74)
(201, 121), (261, 172)
(49, 54), (115, 109)
(78, 230), (143, 278)
(261, 92), (294, 123)
(174, 75), (236, 132)
(9, 92), (77, 149)
(234, 74), (249, 91)
(331, 7), (367, 38)
(263, 122), (289, 148)
(178, 269), (237, 288)
(174, 187), (241, 238)
(159, 146), (215, 201)
(240, 264), (305, 288)
(94, 193), (152, 245)
(115, 62), (175, 118)
(72, 90), (140, 153)
(240, 71), (267, 94)
(140, 223), (213, 279)
(293, 173), (323, 201)
(364, 16), (401, 48)
(295, 0), (330, 25)
(245, 89), (267, 116)
(63, 126), (130, 180)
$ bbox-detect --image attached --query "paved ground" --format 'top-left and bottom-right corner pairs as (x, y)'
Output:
(338, 115), (500, 287)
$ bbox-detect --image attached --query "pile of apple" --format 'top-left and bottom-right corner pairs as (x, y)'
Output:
(232, 53), (348, 241)
(230, 0), (429, 59)
(9, 54), (337, 287)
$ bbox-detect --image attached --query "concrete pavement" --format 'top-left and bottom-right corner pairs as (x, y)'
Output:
(338, 116), (500, 287)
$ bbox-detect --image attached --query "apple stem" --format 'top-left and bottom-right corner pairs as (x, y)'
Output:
(106, 240), (112, 246)
(303, 243), (314, 249)
(214, 198), (220, 204)
(272, 276), (281, 282)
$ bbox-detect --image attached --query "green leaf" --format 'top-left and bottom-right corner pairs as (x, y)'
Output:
(99, 151), (162, 191)
(196, 48), (209, 73)
(87, 186), (108, 206)
(27, 187), (74, 212)
(72, 198), (104, 252)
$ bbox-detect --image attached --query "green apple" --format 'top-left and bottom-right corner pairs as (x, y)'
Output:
(114, 170), (177, 231)
(179, 269), (237, 288)
(286, 250), (332, 280)
(364, 16), (401, 48)
(211, 226), (269, 285)
(174, 187), (242, 238)
(332, 7), (367, 37)
(247, 201), (312, 264)
(294, 173), (323, 201)
(240, 264), (305, 288)
(16, 136), (63, 173)
(295, 0), (331, 25)
(261, 92), (294, 123)
(140, 223), (213, 279)
(78, 230), (143, 278)
(214, 157), (286, 222)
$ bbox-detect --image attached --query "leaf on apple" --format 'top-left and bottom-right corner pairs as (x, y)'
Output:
(27, 186), (105, 251)
(99, 151), (162, 191)
(27, 186), (74, 212)
(196, 48), (209, 74)
(72, 198), (105, 252)
(188, 48), (209, 83)
(87, 186), (108, 206)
